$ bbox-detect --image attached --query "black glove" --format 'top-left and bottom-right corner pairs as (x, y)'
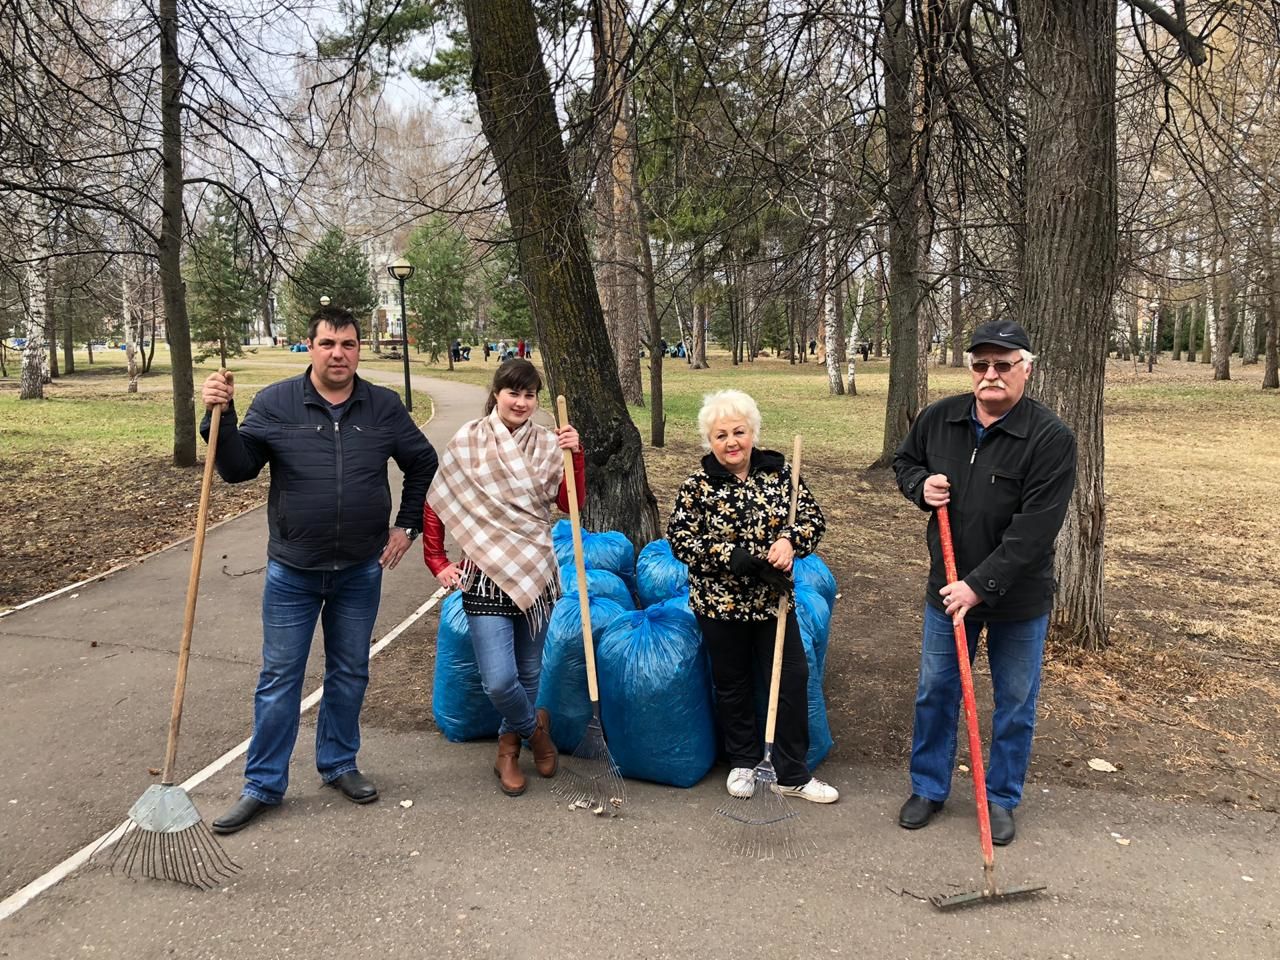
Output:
(729, 546), (792, 593)
(728, 546), (759, 578)
(756, 562), (793, 594)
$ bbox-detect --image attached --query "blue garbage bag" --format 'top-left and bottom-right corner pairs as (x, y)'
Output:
(794, 584), (834, 769)
(558, 565), (636, 611)
(635, 538), (689, 607)
(552, 519), (636, 582)
(660, 590), (693, 619)
(596, 606), (716, 787)
(537, 593), (630, 752)
(794, 583), (832, 675)
(431, 592), (502, 742)
(794, 554), (837, 611)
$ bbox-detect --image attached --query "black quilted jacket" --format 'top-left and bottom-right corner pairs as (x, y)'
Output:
(200, 369), (437, 571)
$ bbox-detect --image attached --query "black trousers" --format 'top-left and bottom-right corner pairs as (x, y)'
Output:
(697, 612), (811, 787)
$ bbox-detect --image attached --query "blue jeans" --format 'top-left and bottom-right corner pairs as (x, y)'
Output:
(466, 614), (547, 738)
(243, 558), (383, 804)
(909, 604), (1050, 810)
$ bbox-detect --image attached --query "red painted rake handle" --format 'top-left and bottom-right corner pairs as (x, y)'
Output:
(936, 505), (995, 873)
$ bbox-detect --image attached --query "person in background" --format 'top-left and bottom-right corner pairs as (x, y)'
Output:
(199, 306), (438, 834)
(667, 389), (838, 805)
(423, 359), (586, 797)
(892, 319), (1076, 845)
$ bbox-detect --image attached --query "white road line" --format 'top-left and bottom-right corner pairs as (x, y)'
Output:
(0, 588), (446, 924)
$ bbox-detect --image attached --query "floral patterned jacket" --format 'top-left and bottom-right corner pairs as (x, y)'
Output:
(666, 449), (825, 621)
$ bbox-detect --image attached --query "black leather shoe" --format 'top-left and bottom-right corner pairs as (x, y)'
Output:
(898, 794), (945, 829)
(212, 795), (270, 835)
(989, 803), (1016, 845)
(329, 770), (378, 804)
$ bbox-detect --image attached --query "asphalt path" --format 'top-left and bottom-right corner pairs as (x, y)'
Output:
(0, 369), (1276, 958)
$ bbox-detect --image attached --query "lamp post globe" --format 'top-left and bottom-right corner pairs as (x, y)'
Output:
(319, 295), (331, 307)
(387, 258), (415, 412)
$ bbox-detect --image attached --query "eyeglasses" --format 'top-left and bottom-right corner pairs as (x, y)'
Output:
(970, 360), (1019, 375)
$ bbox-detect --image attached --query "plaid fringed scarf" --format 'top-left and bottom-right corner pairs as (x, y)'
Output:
(427, 408), (564, 630)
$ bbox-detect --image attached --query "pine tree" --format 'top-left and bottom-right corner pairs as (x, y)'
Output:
(187, 197), (260, 365)
(283, 228), (376, 341)
(404, 215), (470, 369)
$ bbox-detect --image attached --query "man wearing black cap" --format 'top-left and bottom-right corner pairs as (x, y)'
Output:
(891, 319), (1076, 844)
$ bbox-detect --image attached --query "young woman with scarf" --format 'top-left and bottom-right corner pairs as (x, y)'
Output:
(423, 359), (586, 796)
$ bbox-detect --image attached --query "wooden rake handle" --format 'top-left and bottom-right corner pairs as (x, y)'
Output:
(763, 435), (802, 746)
(936, 504), (995, 871)
(556, 395), (599, 702)
(161, 398), (223, 785)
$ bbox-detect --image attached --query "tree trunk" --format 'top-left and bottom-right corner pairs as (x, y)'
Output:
(1186, 294), (1198, 362)
(46, 288), (59, 380)
(1021, 0), (1117, 652)
(20, 226), (47, 400)
(593, 0), (643, 406)
(123, 269), (140, 394)
(949, 225), (964, 366)
(1263, 210), (1279, 389)
(820, 225), (844, 395)
(160, 0), (197, 466)
(634, 182), (664, 446)
(61, 275), (75, 374)
(872, 0), (921, 467)
(1213, 264), (1231, 381)
(462, 0), (658, 547)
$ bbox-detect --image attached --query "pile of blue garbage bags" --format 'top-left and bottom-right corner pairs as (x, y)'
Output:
(432, 519), (837, 788)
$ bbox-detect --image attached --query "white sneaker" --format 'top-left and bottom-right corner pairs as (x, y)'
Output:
(726, 767), (756, 798)
(772, 777), (839, 804)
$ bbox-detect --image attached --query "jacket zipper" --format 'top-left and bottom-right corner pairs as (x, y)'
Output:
(333, 418), (343, 569)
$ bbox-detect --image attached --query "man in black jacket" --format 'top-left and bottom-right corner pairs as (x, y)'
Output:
(892, 319), (1076, 845)
(199, 306), (438, 834)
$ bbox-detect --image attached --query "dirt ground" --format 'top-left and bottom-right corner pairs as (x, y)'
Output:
(5, 360), (1278, 816)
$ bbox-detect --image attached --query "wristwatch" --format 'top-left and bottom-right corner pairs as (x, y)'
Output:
(402, 527), (420, 542)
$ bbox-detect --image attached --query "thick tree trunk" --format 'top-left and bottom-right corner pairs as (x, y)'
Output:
(463, 0), (658, 546)
(593, 0), (643, 406)
(1021, 0), (1117, 651)
(872, 0), (921, 467)
(160, 0), (196, 466)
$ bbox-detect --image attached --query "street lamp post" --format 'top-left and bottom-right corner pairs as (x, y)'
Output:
(1147, 299), (1159, 374)
(387, 257), (415, 412)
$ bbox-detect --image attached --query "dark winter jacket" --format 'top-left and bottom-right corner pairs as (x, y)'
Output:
(892, 393), (1077, 621)
(667, 449), (825, 621)
(200, 369), (438, 571)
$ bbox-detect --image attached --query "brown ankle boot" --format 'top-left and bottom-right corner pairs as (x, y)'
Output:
(494, 733), (526, 796)
(529, 708), (559, 778)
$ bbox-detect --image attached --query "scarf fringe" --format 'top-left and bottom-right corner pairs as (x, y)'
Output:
(460, 558), (561, 635)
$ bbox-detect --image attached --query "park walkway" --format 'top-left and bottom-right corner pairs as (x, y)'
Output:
(0, 370), (1275, 959)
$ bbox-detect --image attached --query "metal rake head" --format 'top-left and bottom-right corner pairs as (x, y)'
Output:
(552, 717), (626, 815)
(98, 785), (240, 889)
(712, 765), (812, 860)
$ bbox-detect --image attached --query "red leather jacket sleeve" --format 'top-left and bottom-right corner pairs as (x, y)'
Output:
(422, 503), (450, 575)
(557, 448), (587, 513)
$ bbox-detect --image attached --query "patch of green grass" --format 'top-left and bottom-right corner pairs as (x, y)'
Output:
(0, 345), (432, 460)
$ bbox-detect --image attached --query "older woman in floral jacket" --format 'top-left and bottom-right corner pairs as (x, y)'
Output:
(667, 389), (837, 804)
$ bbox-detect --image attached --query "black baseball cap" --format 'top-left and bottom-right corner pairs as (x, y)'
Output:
(968, 319), (1032, 352)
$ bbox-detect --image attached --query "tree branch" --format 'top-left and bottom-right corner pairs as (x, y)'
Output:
(1123, 0), (1207, 66)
